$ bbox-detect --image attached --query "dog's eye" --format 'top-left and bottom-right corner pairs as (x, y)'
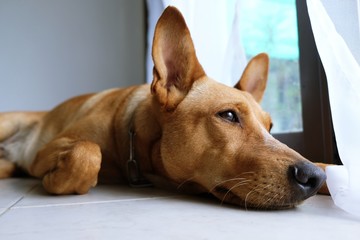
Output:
(217, 110), (240, 123)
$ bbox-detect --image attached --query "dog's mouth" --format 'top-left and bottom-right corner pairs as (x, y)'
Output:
(212, 185), (299, 210)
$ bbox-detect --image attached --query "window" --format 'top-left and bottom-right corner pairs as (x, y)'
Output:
(239, 0), (339, 164)
(239, 0), (302, 134)
(146, 0), (339, 164)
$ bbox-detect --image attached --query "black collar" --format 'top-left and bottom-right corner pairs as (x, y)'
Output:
(126, 128), (153, 188)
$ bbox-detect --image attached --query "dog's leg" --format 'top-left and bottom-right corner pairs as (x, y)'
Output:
(29, 136), (102, 195)
(0, 112), (45, 178)
(0, 160), (16, 178)
(315, 162), (330, 195)
(0, 112), (45, 141)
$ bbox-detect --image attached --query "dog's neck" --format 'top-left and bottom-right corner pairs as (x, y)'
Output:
(129, 98), (202, 192)
(112, 85), (187, 190)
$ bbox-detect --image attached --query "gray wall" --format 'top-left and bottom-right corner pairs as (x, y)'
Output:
(0, 0), (145, 111)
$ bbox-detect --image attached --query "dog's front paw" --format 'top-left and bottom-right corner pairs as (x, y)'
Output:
(31, 139), (102, 195)
(43, 141), (101, 195)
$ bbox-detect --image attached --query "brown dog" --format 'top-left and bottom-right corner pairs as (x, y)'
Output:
(0, 7), (327, 210)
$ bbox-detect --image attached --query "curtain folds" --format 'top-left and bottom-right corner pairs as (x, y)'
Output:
(145, 0), (246, 85)
(307, 0), (360, 217)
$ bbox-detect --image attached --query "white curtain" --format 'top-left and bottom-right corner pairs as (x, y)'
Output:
(145, 0), (246, 85)
(307, 0), (360, 217)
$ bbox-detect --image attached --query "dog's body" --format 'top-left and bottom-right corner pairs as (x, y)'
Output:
(0, 7), (327, 209)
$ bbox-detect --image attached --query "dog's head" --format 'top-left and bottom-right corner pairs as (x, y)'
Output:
(149, 6), (326, 209)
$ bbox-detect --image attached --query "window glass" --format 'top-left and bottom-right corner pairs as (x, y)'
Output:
(239, 0), (302, 133)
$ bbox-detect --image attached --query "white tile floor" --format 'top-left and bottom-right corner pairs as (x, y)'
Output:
(0, 178), (359, 240)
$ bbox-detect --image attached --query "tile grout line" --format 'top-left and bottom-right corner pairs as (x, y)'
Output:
(0, 183), (39, 217)
(12, 195), (184, 209)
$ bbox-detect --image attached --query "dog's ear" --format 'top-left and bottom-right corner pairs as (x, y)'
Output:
(151, 6), (205, 111)
(235, 53), (269, 103)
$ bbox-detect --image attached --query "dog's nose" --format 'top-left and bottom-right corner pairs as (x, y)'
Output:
(289, 162), (326, 199)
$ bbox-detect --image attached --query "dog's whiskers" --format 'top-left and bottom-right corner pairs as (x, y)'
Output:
(247, 184), (289, 210)
(210, 177), (250, 193)
(244, 183), (272, 210)
(209, 171), (255, 193)
(257, 192), (280, 209)
(177, 176), (196, 190)
(220, 180), (251, 205)
(264, 188), (289, 209)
